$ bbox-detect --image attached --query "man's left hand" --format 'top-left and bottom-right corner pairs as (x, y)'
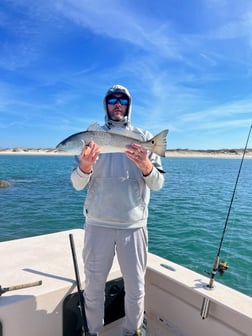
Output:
(125, 144), (153, 176)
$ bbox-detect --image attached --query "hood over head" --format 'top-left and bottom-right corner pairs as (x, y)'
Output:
(103, 84), (132, 128)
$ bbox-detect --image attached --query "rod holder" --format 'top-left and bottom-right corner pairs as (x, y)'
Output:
(201, 297), (210, 319)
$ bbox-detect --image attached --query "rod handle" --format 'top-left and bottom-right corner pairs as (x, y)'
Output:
(208, 256), (219, 288)
(0, 280), (42, 295)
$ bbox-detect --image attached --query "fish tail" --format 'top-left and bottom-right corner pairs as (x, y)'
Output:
(148, 129), (168, 157)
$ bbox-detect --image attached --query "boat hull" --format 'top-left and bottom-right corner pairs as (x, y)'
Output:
(0, 230), (251, 335)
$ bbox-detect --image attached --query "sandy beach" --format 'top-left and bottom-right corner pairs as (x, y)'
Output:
(165, 148), (252, 159)
(0, 147), (252, 158)
(0, 148), (69, 156)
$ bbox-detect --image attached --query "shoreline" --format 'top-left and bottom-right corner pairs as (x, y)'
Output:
(165, 148), (252, 159)
(0, 148), (252, 158)
(0, 148), (71, 156)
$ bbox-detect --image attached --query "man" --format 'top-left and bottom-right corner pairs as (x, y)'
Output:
(71, 85), (165, 336)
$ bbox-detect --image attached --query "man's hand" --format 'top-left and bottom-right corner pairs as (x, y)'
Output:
(79, 140), (101, 174)
(125, 144), (153, 176)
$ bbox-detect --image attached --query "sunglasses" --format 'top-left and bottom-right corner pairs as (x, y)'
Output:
(107, 97), (129, 105)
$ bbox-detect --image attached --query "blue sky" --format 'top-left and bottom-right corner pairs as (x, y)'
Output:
(0, 0), (252, 149)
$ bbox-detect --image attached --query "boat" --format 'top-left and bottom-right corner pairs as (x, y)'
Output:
(0, 229), (251, 335)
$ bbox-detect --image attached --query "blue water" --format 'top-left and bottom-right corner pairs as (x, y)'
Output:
(0, 155), (251, 296)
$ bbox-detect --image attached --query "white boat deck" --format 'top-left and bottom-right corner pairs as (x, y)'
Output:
(145, 253), (252, 335)
(0, 229), (251, 336)
(0, 229), (121, 336)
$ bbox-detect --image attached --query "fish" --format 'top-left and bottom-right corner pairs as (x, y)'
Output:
(56, 124), (168, 157)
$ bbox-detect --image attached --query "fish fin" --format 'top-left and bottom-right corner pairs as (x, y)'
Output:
(87, 122), (103, 131)
(108, 127), (141, 140)
(149, 129), (169, 157)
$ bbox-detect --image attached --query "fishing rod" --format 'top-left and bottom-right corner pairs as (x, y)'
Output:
(69, 233), (89, 335)
(0, 280), (42, 296)
(208, 124), (252, 289)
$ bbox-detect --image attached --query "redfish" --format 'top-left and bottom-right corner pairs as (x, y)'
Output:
(56, 124), (168, 157)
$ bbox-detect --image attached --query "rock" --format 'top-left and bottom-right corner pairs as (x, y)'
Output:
(0, 180), (10, 188)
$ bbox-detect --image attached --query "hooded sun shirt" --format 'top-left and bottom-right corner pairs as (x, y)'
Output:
(71, 85), (165, 229)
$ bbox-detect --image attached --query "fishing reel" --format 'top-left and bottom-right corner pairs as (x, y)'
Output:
(205, 259), (228, 289)
(205, 259), (228, 278)
(217, 260), (228, 276)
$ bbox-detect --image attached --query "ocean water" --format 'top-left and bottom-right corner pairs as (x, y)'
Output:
(0, 154), (251, 296)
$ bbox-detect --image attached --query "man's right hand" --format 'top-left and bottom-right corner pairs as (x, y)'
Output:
(79, 140), (100, 174)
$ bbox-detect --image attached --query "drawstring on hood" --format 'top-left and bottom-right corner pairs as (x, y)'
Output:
(103, 85), (132, 128)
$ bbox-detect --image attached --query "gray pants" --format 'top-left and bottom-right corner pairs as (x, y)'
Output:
(83, 224), (148, 335)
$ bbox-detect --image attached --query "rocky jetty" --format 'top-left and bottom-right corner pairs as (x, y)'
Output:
(0, 180), (10, 188)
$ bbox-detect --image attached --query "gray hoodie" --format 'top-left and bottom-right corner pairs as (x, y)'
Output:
(71, 85), (165, 229)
